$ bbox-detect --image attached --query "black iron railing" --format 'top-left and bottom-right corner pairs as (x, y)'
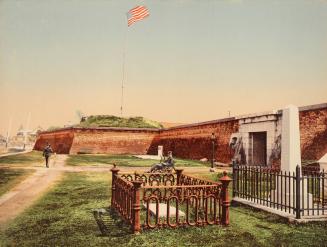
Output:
(232, 163), (326, 219)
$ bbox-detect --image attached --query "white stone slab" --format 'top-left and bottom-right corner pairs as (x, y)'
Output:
(144, 203), (185, 217)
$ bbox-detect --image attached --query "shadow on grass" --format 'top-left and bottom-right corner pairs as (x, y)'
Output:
(93, 207), (132, 237)
(231, 201), (289, 224)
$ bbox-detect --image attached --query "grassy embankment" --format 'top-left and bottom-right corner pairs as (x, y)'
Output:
(78, 115), (163, 129)
(1, 172), (326, 247)
(0, 151), (44, 168)
(66, 154), (211, 168)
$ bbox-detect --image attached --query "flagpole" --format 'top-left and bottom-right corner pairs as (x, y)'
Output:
(120, 5), (149, 116)
(120, 23), (129, 116)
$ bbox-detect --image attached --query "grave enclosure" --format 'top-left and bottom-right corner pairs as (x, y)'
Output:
(110, 166), (232, 233)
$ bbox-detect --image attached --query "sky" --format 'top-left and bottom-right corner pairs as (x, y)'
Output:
(0, 0), (327, 136)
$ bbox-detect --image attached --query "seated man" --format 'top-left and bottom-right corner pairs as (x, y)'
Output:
(150, 151), (175, 172)
(162, 151), (174, 167)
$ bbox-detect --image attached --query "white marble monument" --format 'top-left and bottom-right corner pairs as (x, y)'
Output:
(273, 105), (312, 210)
(281, 105), (301, 173)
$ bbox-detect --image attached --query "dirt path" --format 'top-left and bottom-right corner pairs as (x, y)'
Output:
(0, 155), (67, 228)
(5, 164), (231, 174)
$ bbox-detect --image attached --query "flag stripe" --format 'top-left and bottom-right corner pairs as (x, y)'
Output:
(133, 10), (148, 18)
(132, 9), (147, 16)
(127, 5), (149, 26)
(131, 6), (145, 14)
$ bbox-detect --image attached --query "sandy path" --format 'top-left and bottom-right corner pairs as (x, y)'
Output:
(3, 164), (231, 174)
(0, 155), (66, 228)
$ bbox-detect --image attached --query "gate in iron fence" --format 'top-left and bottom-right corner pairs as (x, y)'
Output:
(232, 163), (326, 219)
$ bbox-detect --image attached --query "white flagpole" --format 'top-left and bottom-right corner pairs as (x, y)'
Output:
(120, 22), (129, 116)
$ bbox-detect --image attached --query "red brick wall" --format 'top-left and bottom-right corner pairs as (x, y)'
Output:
(35, 128), (158, 155)
(34, 129), (74, 154)
(300, 107), (327, 161)
(69, 128), (158, 154)
(147, 119), (239, 164)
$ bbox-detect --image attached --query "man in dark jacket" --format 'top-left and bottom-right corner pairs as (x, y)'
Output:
(43, 143), (53, 168)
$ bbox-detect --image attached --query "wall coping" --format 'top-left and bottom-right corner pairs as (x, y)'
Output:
(298, 102), (327, 112)
(235, 110), (280, 120)
(162, 117), (236, 131)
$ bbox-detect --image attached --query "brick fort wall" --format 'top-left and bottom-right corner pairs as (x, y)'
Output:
(34, 103), (327, 163)
(147, 118), (239, 164)
(70, 128), (158, 154)
(34, 127), (158, 155)
(33, 129), (74, 154)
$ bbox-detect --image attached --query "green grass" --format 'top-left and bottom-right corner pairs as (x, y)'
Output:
(0, 151), (44, 167)
(66, 154), (209, 168)
(0, 168), (34, 196)
(1, 172), (326, 247)
(78, 115), (163, 129)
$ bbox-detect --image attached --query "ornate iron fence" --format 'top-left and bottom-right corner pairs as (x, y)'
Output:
(232, 163), (327, 219)
(111, 166), (232, 233)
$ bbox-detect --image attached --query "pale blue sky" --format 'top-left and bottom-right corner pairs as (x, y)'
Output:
(0, 0), (327, 134)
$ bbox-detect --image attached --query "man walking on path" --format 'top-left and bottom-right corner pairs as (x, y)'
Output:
(43, 143), (53, 168)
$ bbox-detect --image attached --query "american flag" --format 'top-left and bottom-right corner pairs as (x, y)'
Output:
(127, 6), (149, 27)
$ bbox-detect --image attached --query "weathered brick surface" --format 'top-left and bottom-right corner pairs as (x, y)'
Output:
(34, 129), (74, 154)
(147, 119), (239, 164)
(300, 108), (327, 160)
(34, 127), (158, 155)
(70, 128), (158, 154)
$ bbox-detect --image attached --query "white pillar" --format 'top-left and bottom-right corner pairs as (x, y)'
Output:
(281, 105), (301, 173)
(272, 105), (312, 211)
(158, 146), (163, 158)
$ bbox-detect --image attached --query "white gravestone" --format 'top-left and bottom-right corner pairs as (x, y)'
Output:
(158, 146), (163, 158)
